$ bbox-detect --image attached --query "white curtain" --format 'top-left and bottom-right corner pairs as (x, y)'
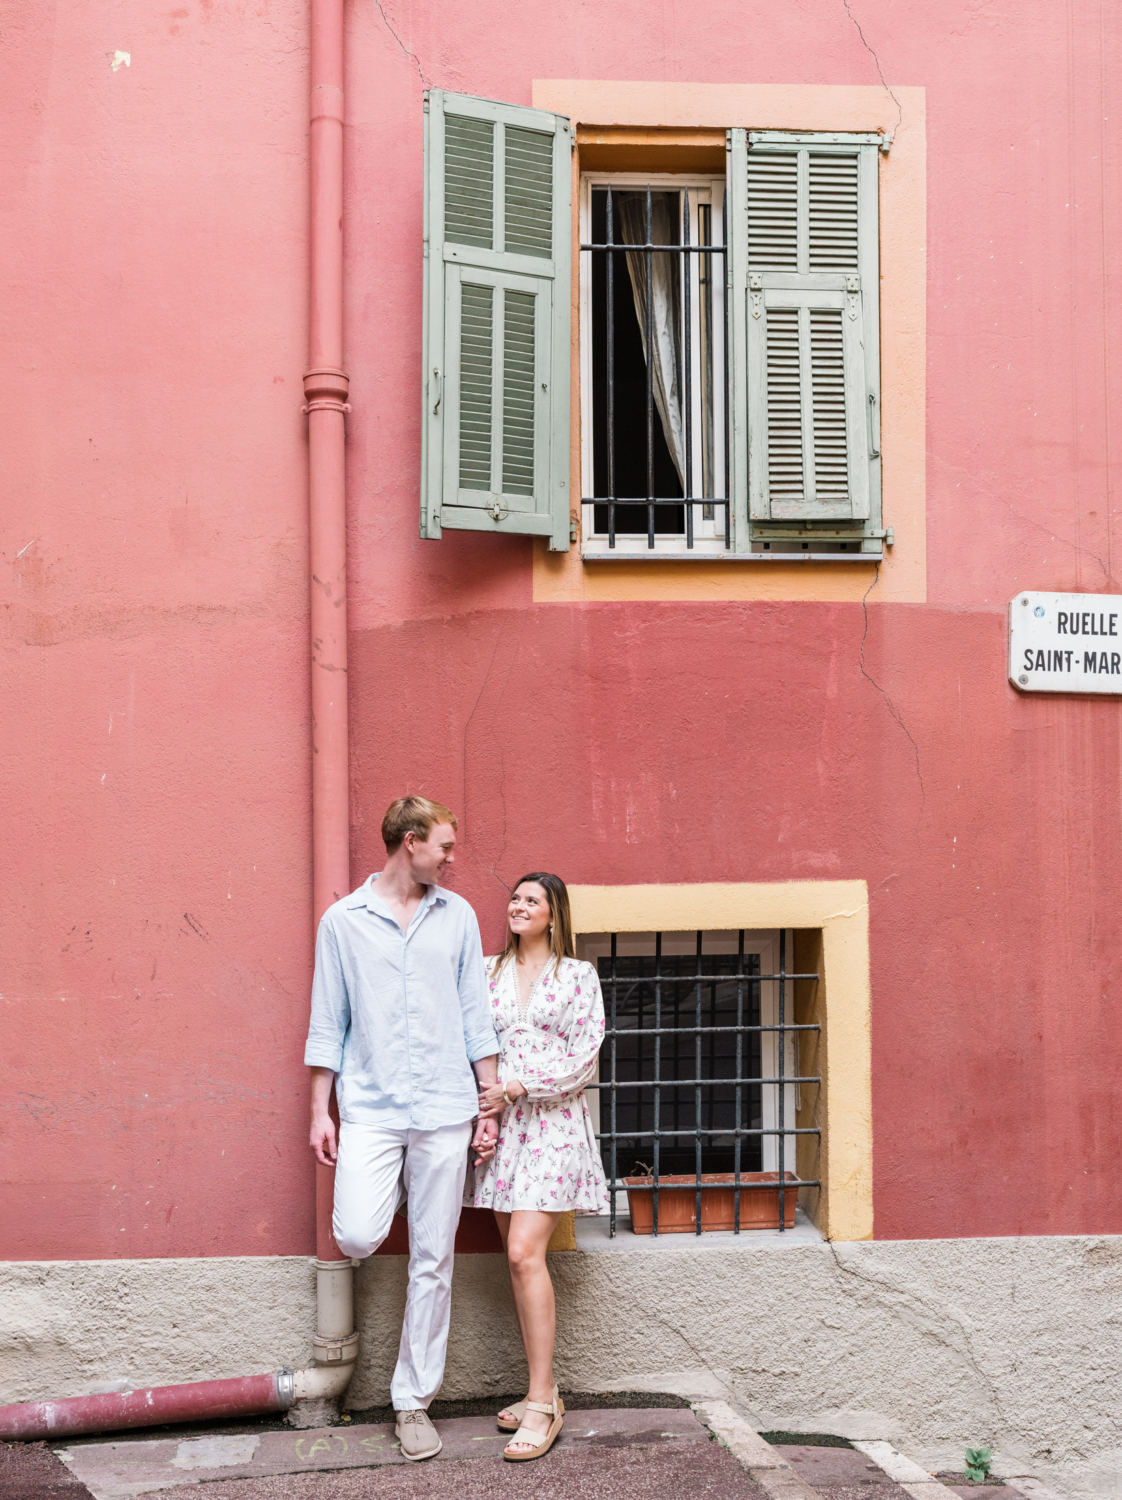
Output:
(618, 193), (686, 490)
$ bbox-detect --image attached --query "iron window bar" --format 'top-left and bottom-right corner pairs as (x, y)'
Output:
(582, 184), (730, 549)
(595, 930), (821, 1237)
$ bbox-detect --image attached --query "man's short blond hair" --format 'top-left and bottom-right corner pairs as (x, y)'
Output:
(381, 795), (458, 853)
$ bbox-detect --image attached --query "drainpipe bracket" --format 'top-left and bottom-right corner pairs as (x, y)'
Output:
(276, 1368), (296, 1410)
(312, 1332), (360, 1366)
(302, 367), (351, 415)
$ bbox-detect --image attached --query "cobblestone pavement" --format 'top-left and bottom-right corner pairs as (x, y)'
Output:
(4, 1413), (1053, 1500)
(153, 1439), (771, 1499)
(26, 1407), (767, 1500)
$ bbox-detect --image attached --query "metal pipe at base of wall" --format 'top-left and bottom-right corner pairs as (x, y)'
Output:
(0, 1333), (362, 1443)
(0, 1373), (288, 1442)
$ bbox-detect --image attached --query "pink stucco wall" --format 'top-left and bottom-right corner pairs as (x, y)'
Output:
(3, 0), (1121, 1259)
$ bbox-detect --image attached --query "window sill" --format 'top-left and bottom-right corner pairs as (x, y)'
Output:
(580, 550), (883, 563)
(574, 1207), (823, 1252)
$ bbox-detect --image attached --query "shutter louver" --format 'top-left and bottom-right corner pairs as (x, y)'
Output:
(421, 92), (571, 549)
(748, 153), (798, 270)
(445, 115), (494, 250)
(733, 132), (880, 530)
(810, 309), (848, 503)
(504, 128), (553, 258)
(458, 282), (494, 491)
(766, 307), (804, 505)
(502, 289), (537, 494)
(808, 154), (858, 270)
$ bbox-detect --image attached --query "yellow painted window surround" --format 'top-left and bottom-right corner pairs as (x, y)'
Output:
(531, 81), (926, 606)
(566, 881), (873, 1244)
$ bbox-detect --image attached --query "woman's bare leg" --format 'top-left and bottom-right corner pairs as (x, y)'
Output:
(492, 1211), (527, 1420)
(494, 1209), (561, 1447)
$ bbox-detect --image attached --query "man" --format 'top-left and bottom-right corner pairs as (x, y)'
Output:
(305, 796), (499, 1462)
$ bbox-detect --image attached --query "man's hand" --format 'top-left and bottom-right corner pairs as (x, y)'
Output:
(310, 1112), (338, 1166)
(472, 1113), (498, 1165)
(309, 1066), (339, 1166)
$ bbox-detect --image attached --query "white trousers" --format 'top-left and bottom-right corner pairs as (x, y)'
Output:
(333, 1119), (473, 1411)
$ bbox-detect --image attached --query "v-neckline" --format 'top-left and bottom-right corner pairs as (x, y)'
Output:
(513, 958), (548, 1019)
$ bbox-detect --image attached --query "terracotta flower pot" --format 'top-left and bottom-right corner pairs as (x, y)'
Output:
(623, 1171), (799, 1234)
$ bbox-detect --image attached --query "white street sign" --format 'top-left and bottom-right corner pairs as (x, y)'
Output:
(1009, 591), (1122, 694)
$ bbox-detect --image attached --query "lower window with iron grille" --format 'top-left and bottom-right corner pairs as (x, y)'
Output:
(578, 928), (820, 1236)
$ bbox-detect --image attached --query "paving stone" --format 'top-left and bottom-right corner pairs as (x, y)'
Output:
(0, 1441), (96, 1500)
(776, 1445), (922, 1500)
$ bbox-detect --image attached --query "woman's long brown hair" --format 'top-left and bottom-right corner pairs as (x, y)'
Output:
(490, 872), (575, 978)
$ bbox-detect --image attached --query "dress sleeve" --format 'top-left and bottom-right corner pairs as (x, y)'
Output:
(517, 962), (606, 1103)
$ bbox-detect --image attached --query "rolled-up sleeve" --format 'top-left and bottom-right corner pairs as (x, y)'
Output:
(304, 916), (350, 1072)
(457, 911), (499, 1062)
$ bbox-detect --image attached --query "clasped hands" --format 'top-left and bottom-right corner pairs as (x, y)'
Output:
(470, 1078), (527, 1165)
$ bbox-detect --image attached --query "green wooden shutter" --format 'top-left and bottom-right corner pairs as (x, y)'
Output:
(728, 129), (882, 543)
(421, 91), (572, 550)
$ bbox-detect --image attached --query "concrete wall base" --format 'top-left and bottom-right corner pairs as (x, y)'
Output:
(1, 1234), (1118, 1500)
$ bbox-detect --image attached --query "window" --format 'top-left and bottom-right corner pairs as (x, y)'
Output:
(420, 91), (572, 550)
(421, 92), (886, 559)
(579, 175), (730, 556)
(732, 131), (884, 556)
(578, 928), (821, 1236)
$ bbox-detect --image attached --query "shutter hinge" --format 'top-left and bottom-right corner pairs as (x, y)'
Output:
(749, 273), (763, 319)
(845, 274), (861, 320)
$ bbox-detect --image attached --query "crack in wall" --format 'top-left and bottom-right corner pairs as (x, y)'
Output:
(841, 0), (903, 136)
(370, 0), (431, 87)
(858, 564), (926, 806)
(825, 1242), (1012, 1433)
(460, 618), (525, 898)
(929, 452), (1114, 587)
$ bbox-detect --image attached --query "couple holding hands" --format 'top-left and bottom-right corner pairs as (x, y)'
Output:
(305, 796), (608, 1464)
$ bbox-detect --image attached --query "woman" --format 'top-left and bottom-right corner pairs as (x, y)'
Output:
(468, 872), (609, 1462)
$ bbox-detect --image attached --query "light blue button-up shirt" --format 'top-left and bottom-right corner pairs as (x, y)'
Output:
(304, 874), (499, 1130)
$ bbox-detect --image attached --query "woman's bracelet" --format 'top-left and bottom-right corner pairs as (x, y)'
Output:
(501, 1081), (519, 1106)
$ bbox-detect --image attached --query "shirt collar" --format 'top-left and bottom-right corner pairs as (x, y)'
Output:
(356, 871), (449, 917)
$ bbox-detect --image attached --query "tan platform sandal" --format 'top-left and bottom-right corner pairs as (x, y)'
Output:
(497, 1392), (565, 1432)
(502, 1387), (563, 1461)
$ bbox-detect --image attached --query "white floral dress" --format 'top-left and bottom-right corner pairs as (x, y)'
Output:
(466, 955), (610, 1216)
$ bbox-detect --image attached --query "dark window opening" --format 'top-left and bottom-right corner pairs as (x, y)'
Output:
(591, 190), (683, 536)
(591, 930), (820, 1236)
(582, 183), (730, 550)
(599, 948), (763, 1177)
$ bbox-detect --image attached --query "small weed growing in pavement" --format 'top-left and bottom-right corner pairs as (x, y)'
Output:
(964, 1446), (993, 1481)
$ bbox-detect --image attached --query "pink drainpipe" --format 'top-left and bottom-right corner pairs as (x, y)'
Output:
(0, 0), (356, 1443)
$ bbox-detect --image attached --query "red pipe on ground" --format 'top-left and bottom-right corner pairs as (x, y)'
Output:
(0, 1374), (285, 1441)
